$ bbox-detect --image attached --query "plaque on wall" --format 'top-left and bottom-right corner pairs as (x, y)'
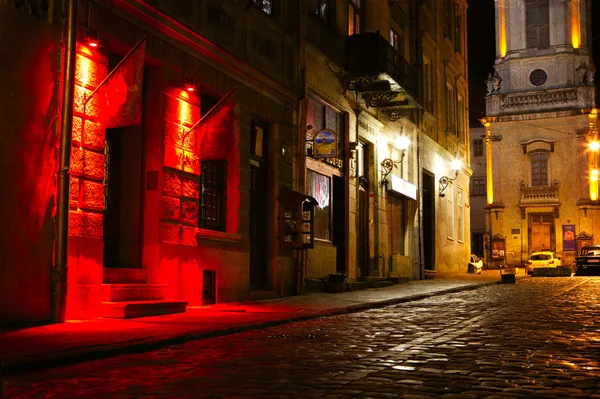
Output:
(313, 129), (338, 158)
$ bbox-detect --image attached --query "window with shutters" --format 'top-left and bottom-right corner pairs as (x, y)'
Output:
(199, 160), (227, 231)
(473, 139), (483, 157)
(531, 151), (549, 187)
(525, 0), (549, 48)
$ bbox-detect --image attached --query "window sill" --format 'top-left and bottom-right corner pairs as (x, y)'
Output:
(196, 228), (242, 244)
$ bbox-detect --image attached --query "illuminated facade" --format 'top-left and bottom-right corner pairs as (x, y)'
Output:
(0, 0), (471, 326)
(482, 0), (597, 268)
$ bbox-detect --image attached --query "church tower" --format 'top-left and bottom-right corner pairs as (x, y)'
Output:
(482, 0), (597, 269)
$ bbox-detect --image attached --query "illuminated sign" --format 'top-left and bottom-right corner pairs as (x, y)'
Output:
(390, 175), (417, 200)
(313, 129), (338, 158)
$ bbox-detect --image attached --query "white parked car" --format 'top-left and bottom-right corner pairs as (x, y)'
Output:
(468, 255), (483, 274)
(526, 251), (562, 275)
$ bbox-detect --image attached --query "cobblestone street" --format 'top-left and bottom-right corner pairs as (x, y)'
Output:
(4, 277), (600, 398)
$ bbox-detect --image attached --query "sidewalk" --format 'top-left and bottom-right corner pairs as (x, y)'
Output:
(0, 271), (523, 375)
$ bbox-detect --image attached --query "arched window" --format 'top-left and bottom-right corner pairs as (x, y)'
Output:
(531, 151), (549, 186)
(525, 0), (549, 48)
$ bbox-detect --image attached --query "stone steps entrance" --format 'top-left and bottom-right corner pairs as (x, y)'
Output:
(102, 268), (187, 319)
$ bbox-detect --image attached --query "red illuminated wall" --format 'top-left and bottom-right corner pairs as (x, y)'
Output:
(0, 5), (60, 325)
(65, 44), (108, 319)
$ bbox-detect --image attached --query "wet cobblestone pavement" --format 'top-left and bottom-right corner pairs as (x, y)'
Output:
(4, 277), (600, 398)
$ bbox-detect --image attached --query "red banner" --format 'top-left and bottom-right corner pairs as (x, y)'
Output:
(188, 87), (237, 159)
(90, 36), (146, 128)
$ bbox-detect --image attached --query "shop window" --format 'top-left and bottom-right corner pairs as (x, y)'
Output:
(306, 96), (344, 170)
(199, 160), (227, 232)
(531, 151), (548, 186)
(306, 169), (331, 241)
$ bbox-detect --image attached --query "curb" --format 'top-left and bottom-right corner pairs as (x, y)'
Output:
(1, 281), (501, 376)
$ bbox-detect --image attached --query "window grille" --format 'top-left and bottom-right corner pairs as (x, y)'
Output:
(199, 160), (227, 231)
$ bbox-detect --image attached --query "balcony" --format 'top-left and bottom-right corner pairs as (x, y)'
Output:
(520, 181), (559, 204)
(346, 32), (420, 112)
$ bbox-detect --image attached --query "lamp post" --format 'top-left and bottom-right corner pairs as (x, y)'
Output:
(439, 158), (463, 197)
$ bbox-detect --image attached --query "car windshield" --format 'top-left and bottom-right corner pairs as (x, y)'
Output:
(582, 248), (600, 255)
(530, 254), (551, 261)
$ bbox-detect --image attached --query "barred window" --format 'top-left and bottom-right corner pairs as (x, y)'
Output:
(199, 160), (227, 231)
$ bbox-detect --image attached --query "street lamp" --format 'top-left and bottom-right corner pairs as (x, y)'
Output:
(380, 133), (410, 186)
(439, 158), (463, 197)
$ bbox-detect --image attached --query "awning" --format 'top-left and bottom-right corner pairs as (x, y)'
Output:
(388, 175), (417, 200)
(279, 188), (318, 206)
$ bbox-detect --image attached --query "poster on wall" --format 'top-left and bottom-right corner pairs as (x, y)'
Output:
(562, 225), (576, 252)
(313, 129), (338, 158)
(492, 240), (505, 259)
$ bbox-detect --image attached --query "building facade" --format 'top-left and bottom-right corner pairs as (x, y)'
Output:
(0, 0), (471, 326)
(482, 0), (598, 268)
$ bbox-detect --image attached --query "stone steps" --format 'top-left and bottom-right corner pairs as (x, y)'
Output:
(102, 300), (188, 319)
(102, 284), (167, 302)
(103, 268), (147, 284)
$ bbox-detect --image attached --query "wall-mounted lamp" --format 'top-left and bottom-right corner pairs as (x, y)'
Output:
(380, 134), (410, 186)
(183, 76), (196, 92)
(439, 158), (463, 197)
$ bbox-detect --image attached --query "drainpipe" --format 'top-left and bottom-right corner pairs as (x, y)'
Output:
(52, 0), (78, 323)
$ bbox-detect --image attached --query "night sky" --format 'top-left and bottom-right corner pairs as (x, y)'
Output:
(467, 0), (600, 126)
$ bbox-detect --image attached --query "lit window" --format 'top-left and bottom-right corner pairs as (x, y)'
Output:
(531, 151), (549, 186)
(306, 169), (331, 241)
(199, 160), (227, 232)
(253, 0), (272, 15)
(348, 0), (361, 35)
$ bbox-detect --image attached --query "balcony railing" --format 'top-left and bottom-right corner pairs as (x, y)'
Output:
(520, 182), (559, 202)
(346, 32), (419, 103)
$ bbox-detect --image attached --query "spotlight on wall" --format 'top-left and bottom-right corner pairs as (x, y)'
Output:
(183, 76), (196, 92)
(84, 29), (101, 48)
(439, 158), (463, 197)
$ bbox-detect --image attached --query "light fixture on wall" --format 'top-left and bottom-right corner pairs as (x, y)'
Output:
(439, 158), (463, 197)
(84, 29), (100, 48)
(183, 76), (196, 92)
(380, 133), (410, 186)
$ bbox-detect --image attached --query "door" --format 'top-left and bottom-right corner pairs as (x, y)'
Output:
(357, 178), (369, 277)
(529, 214), (553, 252)
(249, 120), (269, 290)
(422, 171), (435, 271)
(103, 125), (144, 268)
(333, 175), (346, 273)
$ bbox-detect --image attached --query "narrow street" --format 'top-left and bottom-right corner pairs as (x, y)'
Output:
(5, 277), (600, 398)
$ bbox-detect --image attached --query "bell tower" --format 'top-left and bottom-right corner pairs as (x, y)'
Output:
(486, 0), (595, 116)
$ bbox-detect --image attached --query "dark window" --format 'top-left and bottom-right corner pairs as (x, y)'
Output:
(348, 0), (361, 35)
(311, 0), (330, 22)
(525, 0), (549, 48)
(444, 0), (454, 38)
(454, 7), (463, 52)
(531, 152), (548, 186)
(199, 160), (227, 231)
(471, 178), (486, 196)
(252, 0), (272, 15)
(473, 139), (483, 157)
(306, 96), (345, 169)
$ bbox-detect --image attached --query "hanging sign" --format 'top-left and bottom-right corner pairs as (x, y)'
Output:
(562, 225), (576, 252)
(313, 129), (338, 158)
